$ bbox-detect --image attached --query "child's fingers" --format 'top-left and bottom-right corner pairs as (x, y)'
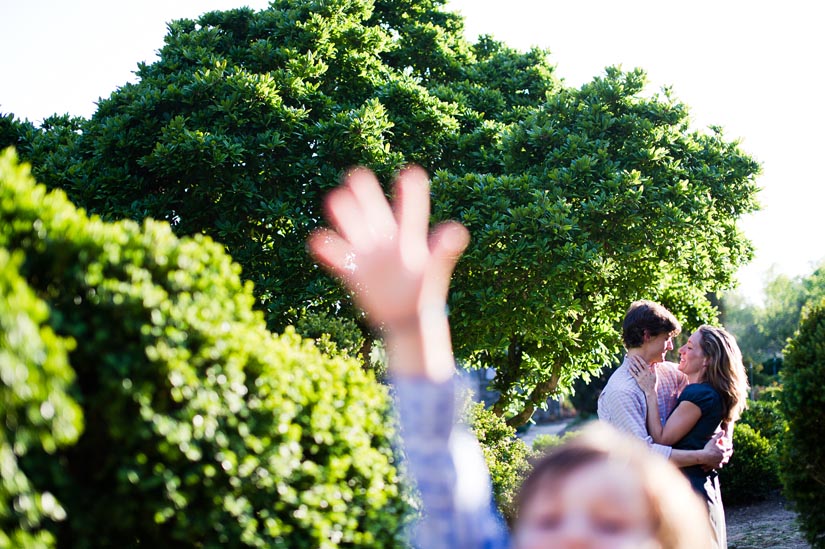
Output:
(324, 186), (372, 248)
(307, 228), (356, 281)
(393, 165), (431, 253)
(345, 167), (397, 240)
(428, 221), (470, 295)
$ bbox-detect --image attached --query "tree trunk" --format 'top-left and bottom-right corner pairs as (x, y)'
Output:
(505, 364), (563, 428)
(360, 335), (374, 367)
(492, 337), (523, 416)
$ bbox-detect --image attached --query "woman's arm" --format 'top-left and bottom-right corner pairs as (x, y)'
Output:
(629, 357), (702, 445)
(650, 400), (702, 446)
(723, 419), (735, 439)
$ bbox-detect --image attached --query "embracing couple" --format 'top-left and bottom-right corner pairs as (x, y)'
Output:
(598, 300), (749, 548)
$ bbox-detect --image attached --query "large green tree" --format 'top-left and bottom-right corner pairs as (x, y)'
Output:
(2, 1), (556, 336)
(4, 0), (759, 425)
(434, 68), (760, 424)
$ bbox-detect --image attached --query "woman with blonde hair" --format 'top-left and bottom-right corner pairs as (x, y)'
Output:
(629, 324), (750, 547)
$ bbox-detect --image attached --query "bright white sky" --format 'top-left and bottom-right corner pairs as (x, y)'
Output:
(1, 0), (822, 304)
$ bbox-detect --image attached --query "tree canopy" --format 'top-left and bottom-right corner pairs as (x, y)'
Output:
(433, 68), (760, 423)
(2, 0), (760, 424)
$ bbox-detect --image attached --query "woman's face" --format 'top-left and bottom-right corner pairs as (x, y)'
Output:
(515, 460), (660, 549)
(678, 331), (708, 381)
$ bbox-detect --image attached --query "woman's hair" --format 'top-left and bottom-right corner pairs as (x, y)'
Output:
(697, 325), (750, 425)
(622, 300), (682, 349)
(516, 422), (712, 549)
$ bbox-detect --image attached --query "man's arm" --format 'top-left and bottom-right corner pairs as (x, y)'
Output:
(598, 387), (673, 459)
(670, 431), (731, 469)
(600, 386), (732, 468)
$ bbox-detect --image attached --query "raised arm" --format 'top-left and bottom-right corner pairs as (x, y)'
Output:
(308, 166), (508, 548)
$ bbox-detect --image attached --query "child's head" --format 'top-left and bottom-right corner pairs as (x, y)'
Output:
(514, 423), (712, 549)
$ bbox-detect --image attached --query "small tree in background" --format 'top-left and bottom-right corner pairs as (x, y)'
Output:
(0, 149), (409, 547)
(722, 261), (825, 371)
(780, 299), (825, 548)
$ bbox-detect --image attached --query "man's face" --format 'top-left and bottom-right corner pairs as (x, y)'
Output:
(642, 332), (673, 364)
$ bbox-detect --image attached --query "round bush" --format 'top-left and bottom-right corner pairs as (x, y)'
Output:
(0, 249), (82, 548)
(294, 311), (365, 360)
(530, 431), (578, 454)
(739, 399), (786, 442)
(0, 149), (409, 547)
(465, 400), (531, 522)
(780, 300), (825, 548)
(719, 423), (779, 505)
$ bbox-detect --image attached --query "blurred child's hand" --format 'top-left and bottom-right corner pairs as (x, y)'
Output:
(308, 166), (469, 380)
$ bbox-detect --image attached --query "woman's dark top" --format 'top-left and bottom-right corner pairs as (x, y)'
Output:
(672, 383), (724, 500)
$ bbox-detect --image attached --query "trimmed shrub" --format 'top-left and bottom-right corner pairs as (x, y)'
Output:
(717, 398), (787, 505)
(294, 311), (365, 359)
(780, 300), (825, 548)
(720, 400), (787, 503)
(0, 249), (82, 548)
(0, 149), (409, 547)
(719, 423), (779, 505)
(531, 431), (578, 454)
(465, 401), (532, 522)
(739, 398), (786, 442)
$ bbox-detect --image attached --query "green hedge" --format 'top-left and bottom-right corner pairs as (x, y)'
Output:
(530, 431), (578, 454)
(0, 249), (82, 548)
(719, 423), (779, 505)
(781, 300), (825, 548)
(0, 149), (409, 547)
(718, 399), (786, 505)
(739, 399), (786, 442)
(465, 401), (531, 522)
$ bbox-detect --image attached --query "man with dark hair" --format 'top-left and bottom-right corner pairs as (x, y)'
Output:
(622, 299), (682, 350)
(598, 300), (729, 468)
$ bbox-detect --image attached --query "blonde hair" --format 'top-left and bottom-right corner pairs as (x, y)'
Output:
(697, 325), (750, 425)
(516, 422), (713, 549)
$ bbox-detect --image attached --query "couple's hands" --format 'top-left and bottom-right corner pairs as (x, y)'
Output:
(627, 355), (733, 467)
(627, 355), (658, 395)
(308, 166), (469, 380)
(702, 431), (733, 470)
